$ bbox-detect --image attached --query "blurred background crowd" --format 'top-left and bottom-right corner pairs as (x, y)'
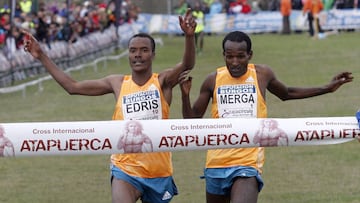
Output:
(0, 0), (358, 87)
(1, 0), (358, 52)
(0, 0), (142, 86)
(0, 0), (141, 52)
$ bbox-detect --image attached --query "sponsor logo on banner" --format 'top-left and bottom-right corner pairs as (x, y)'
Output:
(1, 117), (359, 157)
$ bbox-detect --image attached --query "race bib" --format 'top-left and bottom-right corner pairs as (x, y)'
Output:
(216, 84), (257, 118)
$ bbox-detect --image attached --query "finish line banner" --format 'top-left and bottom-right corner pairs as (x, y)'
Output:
(1, 117), (359, 157)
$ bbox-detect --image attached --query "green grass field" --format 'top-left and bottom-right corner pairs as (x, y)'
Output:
(0, 31), (359, 203)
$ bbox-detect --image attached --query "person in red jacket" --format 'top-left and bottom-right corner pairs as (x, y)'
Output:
(229, 0), (251, 14)
(240, 0), (252, 14)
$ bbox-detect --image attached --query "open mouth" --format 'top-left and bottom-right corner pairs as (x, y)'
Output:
(230, 66), (242, 72)
(133, 60), (144, 65)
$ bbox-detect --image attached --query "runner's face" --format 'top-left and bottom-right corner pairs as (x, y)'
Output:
(223, 40), (252, 78)
(128, 37), (155, 73)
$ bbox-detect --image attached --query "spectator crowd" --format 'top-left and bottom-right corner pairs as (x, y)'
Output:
(0, 0), (141, 52)
(0, 0), (141, 86)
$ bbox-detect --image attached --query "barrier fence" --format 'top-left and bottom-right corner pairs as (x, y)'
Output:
(0, 50), (128, 97)
(0, 26), (120, 87)
(136, 10), (360, 34)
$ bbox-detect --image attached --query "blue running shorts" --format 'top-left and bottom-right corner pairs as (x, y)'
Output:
(110, 164), (178, 203)
(203, 166), (264, 195)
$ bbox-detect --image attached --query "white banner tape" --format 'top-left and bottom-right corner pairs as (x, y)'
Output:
(1, 117), (359, 157)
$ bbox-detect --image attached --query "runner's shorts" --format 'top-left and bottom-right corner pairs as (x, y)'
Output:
(110, 164), (178, 202)
(203, 166), (264, 195)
